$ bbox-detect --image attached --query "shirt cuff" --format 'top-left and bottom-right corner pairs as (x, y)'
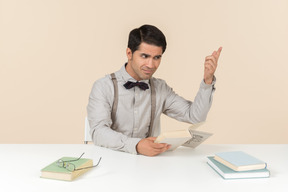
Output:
(126, 137), (142, 155)
(201, 76), (216, 89)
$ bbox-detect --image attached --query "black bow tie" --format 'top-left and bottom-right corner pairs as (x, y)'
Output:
(123, 81), (149, 91)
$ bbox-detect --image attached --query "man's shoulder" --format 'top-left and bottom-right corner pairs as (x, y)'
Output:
(94, 73), (114, 83)
(92, 74), (114, 90)
(151, 77), (172, 90)
(151, 76), (166, 84)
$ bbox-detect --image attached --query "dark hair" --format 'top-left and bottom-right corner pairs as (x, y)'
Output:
(128, 24), (167, 54)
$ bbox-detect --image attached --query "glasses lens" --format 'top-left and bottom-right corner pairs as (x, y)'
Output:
(56, 159), (64, 167)
(66, 163), (75, 172)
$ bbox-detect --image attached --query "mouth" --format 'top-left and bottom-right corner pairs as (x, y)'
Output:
(143, 71), (152, 74)
(142, 69), (154, 75)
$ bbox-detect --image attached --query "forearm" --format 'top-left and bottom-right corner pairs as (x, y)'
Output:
(190, 78), (216, 122)
(163, 78), (216, 123)
(89, 120), (141, 154)
(87, 101), (141, 154)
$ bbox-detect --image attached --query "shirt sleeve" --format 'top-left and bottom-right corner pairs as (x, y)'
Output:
(162, 77), (216, 123)
(87, 77), (141, 154)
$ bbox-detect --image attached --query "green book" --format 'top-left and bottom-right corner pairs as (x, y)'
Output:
(207, 156), (270, 179)
(41, 156), (93, 181)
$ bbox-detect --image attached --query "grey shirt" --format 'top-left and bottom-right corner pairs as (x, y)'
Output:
(87, 64), (216, 154)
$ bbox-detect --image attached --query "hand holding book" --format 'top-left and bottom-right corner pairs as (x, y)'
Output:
(136, 137), (171, 156)
(154, 122), (213, 151)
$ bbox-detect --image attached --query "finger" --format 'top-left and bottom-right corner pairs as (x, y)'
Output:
(211, 47), (222, 61)
(205, 60), (217, 71)
(215, 47), (222, 60)
(151, 142), (168, 149)
(150, 144), (171, 156)
(205, 55), (217, 65)
(217, 47), (222, 55)
(152, 148), (167, 153)
(153, 145), (170, 154)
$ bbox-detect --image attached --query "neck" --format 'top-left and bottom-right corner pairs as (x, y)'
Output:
(125, 62), (141, 81)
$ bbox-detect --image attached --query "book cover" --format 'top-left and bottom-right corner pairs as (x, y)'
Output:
(155, 129), (191, 151)
(214, 151), (267, 171)
(207, 156), (270, 179)
(155, 122), (212, 151)
(41, 156), (93, 181)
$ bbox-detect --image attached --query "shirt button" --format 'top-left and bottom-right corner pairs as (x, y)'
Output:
(134, 110), (138, 114)
(134, 128), (138, 131)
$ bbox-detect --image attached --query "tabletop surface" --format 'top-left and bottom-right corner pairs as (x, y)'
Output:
(1, 144), (287, 192)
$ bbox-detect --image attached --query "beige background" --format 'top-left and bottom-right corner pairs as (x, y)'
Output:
(1, 0), (287, 144)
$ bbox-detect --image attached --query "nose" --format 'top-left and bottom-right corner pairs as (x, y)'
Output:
(146, 58), (155, 69)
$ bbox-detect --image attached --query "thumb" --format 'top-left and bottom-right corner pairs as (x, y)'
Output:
(147, 137), (157, 141)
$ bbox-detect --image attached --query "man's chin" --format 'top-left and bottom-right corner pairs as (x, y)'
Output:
(141, 74), (153, 80)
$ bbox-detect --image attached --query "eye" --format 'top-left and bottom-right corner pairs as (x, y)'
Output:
(154, 55), (162, 60)
(141, 54), (148, 58)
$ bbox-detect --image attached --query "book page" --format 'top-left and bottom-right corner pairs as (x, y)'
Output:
(155, 129), (191, 151)
(182, 130), (213, 148)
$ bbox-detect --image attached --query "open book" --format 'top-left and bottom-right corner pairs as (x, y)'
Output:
(154, 122), (213, 151)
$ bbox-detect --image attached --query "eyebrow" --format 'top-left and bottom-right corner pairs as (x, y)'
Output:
(141, 53), (162, 58)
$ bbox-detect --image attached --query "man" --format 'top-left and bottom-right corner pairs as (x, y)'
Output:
(87, 24), (222, 156)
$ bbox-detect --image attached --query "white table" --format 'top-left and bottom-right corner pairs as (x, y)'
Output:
(1, 144), (287, 192)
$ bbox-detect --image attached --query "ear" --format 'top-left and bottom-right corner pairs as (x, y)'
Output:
(126, 48), (133, 60)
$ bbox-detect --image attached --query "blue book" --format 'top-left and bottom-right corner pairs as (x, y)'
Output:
(214, 151), (267, 171)
(207, 156), (270, 179)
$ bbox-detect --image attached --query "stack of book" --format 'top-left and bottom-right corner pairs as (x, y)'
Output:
(207, 151), (270, 179)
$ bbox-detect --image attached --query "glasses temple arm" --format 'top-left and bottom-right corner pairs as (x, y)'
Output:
(74, 157), (102, 171)
(63, 152), (85, 163)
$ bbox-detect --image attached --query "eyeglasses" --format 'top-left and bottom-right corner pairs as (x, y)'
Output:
(56, 152), (102, 172)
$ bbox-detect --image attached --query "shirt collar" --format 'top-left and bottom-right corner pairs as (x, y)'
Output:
(119, 63), (150, 84)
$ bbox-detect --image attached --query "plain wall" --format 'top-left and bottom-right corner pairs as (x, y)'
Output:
(1, 0), (287, 144)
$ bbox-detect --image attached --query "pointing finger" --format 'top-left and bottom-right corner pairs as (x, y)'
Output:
(211, 47), (222, 61)
(216, 47), (222, 58)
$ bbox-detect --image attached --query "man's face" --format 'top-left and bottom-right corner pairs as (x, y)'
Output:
(126, 42), (163, 81)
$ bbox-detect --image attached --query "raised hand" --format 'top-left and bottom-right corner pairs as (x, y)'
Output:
(204, 47), (222, 84)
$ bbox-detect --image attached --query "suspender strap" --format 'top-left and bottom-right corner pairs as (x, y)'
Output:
(148, 78), (156, 137)
(110, 73), (118, 129)
(110, 73), (156, 136)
